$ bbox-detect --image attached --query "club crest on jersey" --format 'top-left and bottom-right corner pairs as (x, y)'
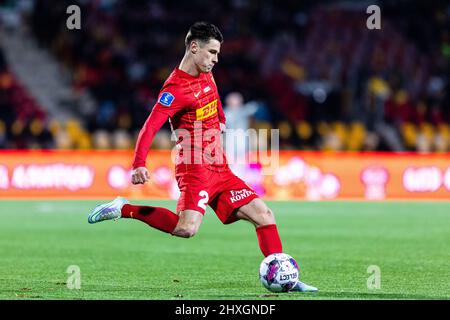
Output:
(159, 92), (175, 107)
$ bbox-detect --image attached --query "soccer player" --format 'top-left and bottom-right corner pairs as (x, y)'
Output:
(88, 22), (317, 293)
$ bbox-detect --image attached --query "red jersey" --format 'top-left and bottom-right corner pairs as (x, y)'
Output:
(133, 67), (228, 171)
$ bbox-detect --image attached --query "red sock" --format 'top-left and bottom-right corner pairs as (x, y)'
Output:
(256, 224), (283, 257)
(121, 204), (178, 234)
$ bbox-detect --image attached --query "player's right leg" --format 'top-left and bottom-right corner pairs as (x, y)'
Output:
(88, 196), (129, 224)
(171, 210), (203, 238)
(88, 196), (179, 234)
(88, 198), (203, 238)
(88, 164), (207, 237)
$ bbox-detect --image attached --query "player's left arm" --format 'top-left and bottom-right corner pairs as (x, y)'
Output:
(218, 98), (226, 133)
(211, 73), (226, 132)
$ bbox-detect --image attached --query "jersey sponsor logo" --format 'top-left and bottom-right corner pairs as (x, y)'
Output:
(196, 99), (218, 120)
(194, 86), (211, 98)
(229, 189), (255, 203)
(159, 92), (175, 106)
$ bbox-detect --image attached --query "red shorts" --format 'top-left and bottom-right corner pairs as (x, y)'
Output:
(175, 165), (259, 224)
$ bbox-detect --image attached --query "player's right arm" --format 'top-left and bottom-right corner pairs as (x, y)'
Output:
(131, 86), (185, 184)
(131, 109), (168, 184)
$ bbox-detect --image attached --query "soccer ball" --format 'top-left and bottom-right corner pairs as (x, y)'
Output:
(259, 253), (299, 292)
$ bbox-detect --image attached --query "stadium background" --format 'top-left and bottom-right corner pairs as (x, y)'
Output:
(0, 0), (449, 301)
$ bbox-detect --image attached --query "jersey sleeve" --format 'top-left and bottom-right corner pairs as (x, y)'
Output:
(152, 84), (186, 117)
(210, 73), (226, 124)
(217, 97), (226, 124)
(132, 84), (187, 169)
(132, 108), (169, 169)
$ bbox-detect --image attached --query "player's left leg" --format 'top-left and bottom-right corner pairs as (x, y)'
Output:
(235, 198), (318, 293)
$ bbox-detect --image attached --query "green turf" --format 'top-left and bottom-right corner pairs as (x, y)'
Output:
(0, 200), (449, 300)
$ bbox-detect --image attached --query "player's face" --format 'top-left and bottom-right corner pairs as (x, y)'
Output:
(194, 39), (221, 73)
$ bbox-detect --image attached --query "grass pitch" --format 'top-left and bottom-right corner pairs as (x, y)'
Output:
(0, 200), (449, 300)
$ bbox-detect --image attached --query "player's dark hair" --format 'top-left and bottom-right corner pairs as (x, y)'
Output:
(185, 22), (223, 48)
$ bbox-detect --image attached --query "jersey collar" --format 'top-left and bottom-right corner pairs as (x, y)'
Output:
(175, 65), (204, 80)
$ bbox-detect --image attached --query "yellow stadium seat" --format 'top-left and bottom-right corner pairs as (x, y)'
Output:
(316, 121), (329, 136)
(48, 120), (61, 135)
(346, 122), (366, 151)
(30, 119), (44, 136)
(296, 121), (312, 140)
(77, 133), (92, 150)
(401, 122), (417, 148)
(11, 120), (24, 136)
(278, 121), (293, 140)
(333, 121), (348, 142)
(0, 120), (5, 134)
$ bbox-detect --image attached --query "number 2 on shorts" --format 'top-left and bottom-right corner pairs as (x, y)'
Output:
(197, 190), (209, 210)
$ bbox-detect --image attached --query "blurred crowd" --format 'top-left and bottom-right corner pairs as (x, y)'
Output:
(0, 46), (52, 148)
(0, 0), (449, 152)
